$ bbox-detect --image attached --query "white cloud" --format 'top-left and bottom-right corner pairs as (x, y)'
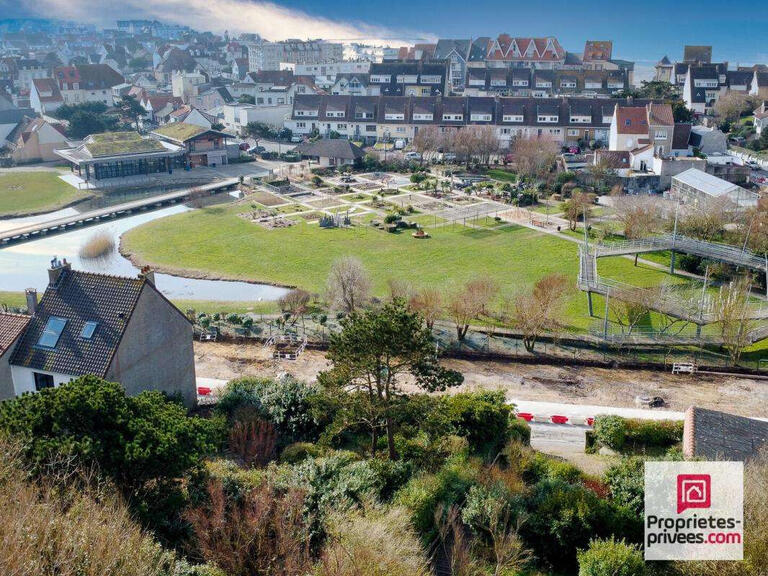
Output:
(18, 0), (432, 46)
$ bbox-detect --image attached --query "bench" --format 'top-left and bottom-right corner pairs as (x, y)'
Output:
(672, 362), (696, 375)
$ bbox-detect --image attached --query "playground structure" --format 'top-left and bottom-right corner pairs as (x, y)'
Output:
(578, 233), (768, 343)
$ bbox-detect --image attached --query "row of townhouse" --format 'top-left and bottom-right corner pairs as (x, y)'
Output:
(401, 38), (633, 91)
(30, 63), (125, 114)
(463, 67), (629, 97)
(285, 94), (654, 148)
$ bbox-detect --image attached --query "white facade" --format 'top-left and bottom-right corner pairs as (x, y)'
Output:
(11, 365), (77, 396)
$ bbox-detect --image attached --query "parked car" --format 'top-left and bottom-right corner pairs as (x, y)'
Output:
(404, 152), (421, 161)
(290, 135), (303, 143)
(247, 145), (265, 155)
(442, 153), (457, 162)
(746, 160), (760, 169)
(238, 142), (249, 151)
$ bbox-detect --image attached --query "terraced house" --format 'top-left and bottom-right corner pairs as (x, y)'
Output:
(285, 94), (653, 148)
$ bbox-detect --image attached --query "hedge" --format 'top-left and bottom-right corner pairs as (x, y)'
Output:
(592, 416), (683, 453)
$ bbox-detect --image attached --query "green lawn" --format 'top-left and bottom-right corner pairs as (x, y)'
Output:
(0, 291), (26, 310)
(486, 169), (517, 183)
(122, 202), (710, 332)
(0, 171), (90, 217)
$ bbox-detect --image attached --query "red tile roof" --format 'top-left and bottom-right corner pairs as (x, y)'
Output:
(615, 106), (649, 135)
(0, 313), (30, 357)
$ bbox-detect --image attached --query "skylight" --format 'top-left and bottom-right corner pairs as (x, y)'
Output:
(37, 316), (67, 349)
(81, 321), (98, 339)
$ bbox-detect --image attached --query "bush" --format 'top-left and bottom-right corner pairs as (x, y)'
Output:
(577, 537), (645, 576)
(396, 455), (480, 540)
(0, 439), (198, 576)
(593, 416), (683, 453)
(410, 172), (427, 184)
(280, 441), (327, 464)
(593, 415), (627, 451)
(604, 457), (644, 515)
(521, 479), (639, 572)
(216, 376), (320, 445)
(521, 452), (583, 485)
(442, 391), (514, 458)
(624, 419), (683, 448)
(317, 507), (430, 576)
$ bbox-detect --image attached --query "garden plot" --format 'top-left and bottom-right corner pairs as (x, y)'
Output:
(249, 189), (291, 207)
(359, 172), (412, 188)
(306, 197), (345, 209)
(434, 200), (508, 223)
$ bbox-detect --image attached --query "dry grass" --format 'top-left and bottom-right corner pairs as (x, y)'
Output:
(0, 441), (176, 576)
(79, 231), (116, 260)
(318, 507), (431, 576)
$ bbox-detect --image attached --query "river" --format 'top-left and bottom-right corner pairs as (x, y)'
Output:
(0, 203), (289, 302)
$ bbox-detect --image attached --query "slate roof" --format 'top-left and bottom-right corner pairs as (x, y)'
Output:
(684, 406), (768, 461)
(294, 139), (364, 160)
(672, 123), (692, 150)
(0, 313), (30, 358)
(434, 39), (471, 61)
(54, 64), (125, 90)
(9, 269), (147, 377)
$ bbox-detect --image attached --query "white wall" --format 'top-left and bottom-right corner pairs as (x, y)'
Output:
(11, 366), (77, 396)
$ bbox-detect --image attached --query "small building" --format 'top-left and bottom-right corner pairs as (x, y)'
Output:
(684, 406), (768, 462)
(294, 138), (365, 167)
(5, 117), (69, 163)
(8, 260), (196, 406)
(753, 101), (768, 136)
(55, 131), (185, 182)
(689, 125), (727, 155)
(30, 77), (64, 114)
(151, 122), (231, 168)
(670, 168), (758, 209)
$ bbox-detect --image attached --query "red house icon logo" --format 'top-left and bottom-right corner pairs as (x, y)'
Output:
(677, 474), (711, 513)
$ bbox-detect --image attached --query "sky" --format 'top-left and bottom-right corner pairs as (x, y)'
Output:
(3, 0), (768, 77)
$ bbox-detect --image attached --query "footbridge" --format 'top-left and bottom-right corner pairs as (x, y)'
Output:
(578, 235), (768, 342)
(0, 178), (239, 247)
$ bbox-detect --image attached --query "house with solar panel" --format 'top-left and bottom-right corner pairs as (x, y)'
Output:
(4, 258), (196, 406)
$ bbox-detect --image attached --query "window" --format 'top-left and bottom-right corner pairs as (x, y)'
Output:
(34, 372), (54, 391)
(654, 130), (667, 140)
(503, 114), (523, 122)
(81, 321), (98, 339)
(568, 129), (579, 136)
(470, 113), (492, 122)
(37, 316), (67, 349)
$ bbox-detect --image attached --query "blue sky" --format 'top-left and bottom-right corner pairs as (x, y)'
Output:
(4, 0), (768, 68)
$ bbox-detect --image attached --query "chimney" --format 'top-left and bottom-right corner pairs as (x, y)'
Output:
(47, 256), (71, 287)
(139, 265), (155, 285)
(25, 288), (37, 315)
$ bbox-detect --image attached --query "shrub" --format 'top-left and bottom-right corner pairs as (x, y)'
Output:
(443, 391), (514, 458)
(410, 172), (427, 184)
(593, 415), (627, 451)
(624, 419), (683, 448)
(522, 479), (636, 572)
(279, 441), (326, 464)
(396, 455), (480, 541)
(604, 457), (644, 515)
(0, 376), (221, 542)
(317, 507), (430, 576)
(187, 479), (313, 576)
(577, 537), (645, 576)
(0, 439), (195, 576)
(216, 376), (320, 445)
(521, 452), (583, 485)
(508, 417), (531, 446)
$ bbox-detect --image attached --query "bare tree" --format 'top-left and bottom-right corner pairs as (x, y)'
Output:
(447, 278), (499, 340)
(608, 287), (654, 340)
(562, 189), (594, 231)
(510, 274), (570, 352)
(466, 125), (499, 166)
(387, 277), (413, 302)
(511, 135), (559, 183)
(613, 195), (663, 240)
(714, 92), (756, 125)
(412, 125), (440, 162)
(409, 287), (443, 329)
(278, 288), (311, 326)
(714, 276), (757, 365)
(326, 257), (371, 314)
(453, 128), (478, 168)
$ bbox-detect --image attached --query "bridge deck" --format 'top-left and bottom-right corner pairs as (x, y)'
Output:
(0, 178), (239, 246)
(594, 234), (766, 272)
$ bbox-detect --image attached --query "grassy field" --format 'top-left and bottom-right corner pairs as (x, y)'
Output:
(122, 202), (711, 332)
(0, 291), (26, 310)
(0, 172), (91, 217)
(486, 169), (517, 183)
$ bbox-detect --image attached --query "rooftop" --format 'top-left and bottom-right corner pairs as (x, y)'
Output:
(672, 168), (741, 197)
(0, 312), (30, 357)
(86, 131), (166, 157)
(152, 122), (207, 142)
